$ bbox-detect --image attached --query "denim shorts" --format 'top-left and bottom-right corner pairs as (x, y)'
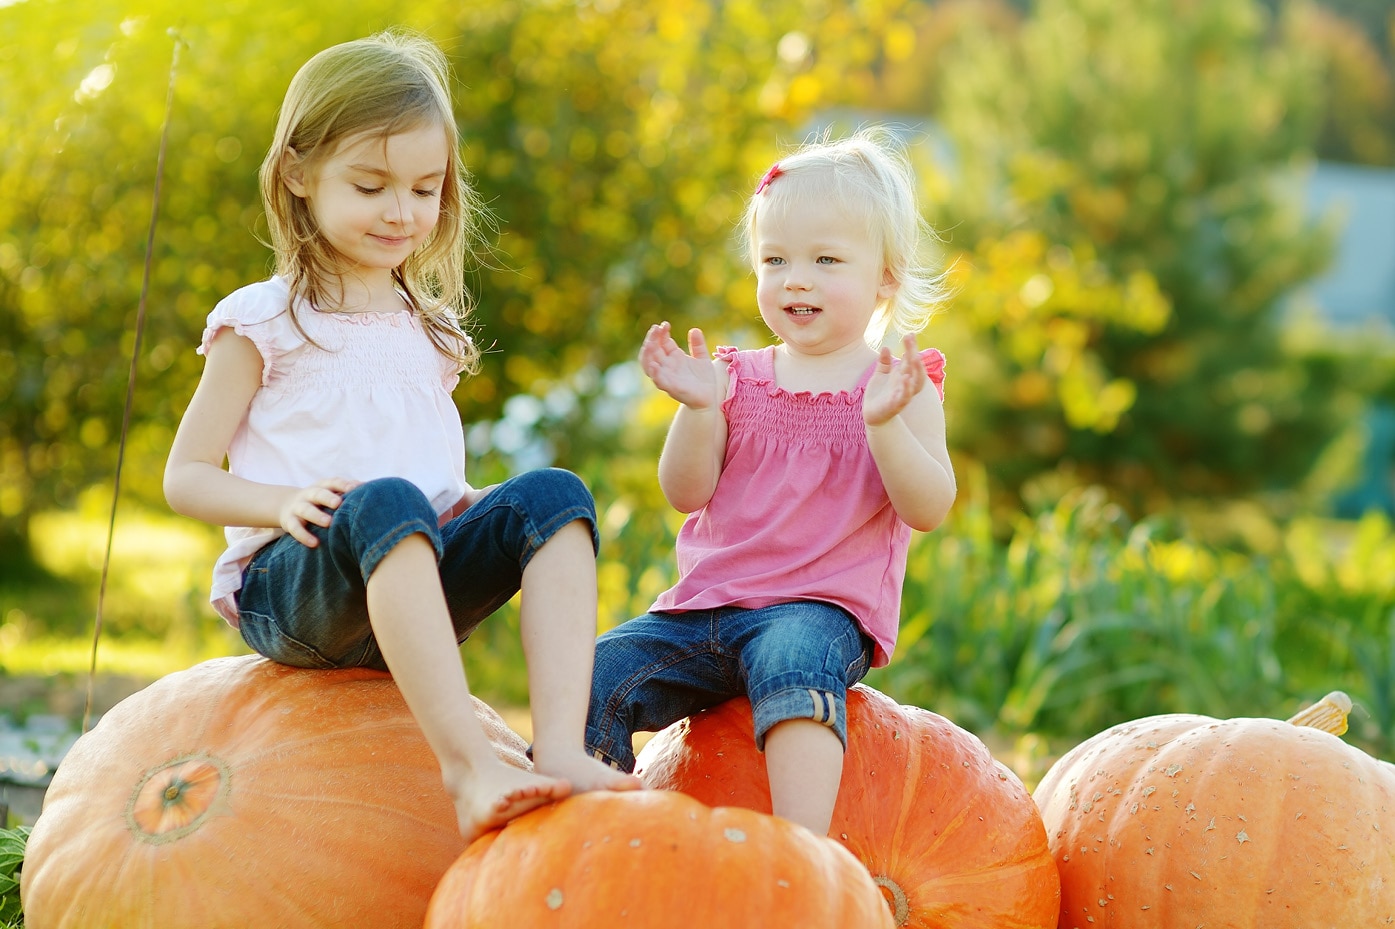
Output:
(584, 601), (874, 772)
(236, 469), (597, 671)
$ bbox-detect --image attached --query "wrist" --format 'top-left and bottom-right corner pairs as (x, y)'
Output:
(864, 413), (899, 431)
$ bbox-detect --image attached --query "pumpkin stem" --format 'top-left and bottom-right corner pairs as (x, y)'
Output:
(872, 875), (910, 927)
(1285, 691), (1352, 736)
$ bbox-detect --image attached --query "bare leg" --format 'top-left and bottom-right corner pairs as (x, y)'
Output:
(765, 718), (845, 836)
(366, 533), (570, 843)
(520, 519), (641, 791)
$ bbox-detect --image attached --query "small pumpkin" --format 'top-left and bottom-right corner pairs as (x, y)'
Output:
(21, 654), (529, 929)
(424, 789), (896, 928)
(1032, 692), (1395, 928)
(634, 683), (1060, 929)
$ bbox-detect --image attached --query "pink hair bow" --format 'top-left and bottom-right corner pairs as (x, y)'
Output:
(755, 163), (782, 195)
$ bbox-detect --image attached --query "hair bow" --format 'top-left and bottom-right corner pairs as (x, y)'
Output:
(755, 163), (782, 195)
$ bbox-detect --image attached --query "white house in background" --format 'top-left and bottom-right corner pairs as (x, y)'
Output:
(1296, 161), (1395, 331)
(1295, 162), (1395, 519)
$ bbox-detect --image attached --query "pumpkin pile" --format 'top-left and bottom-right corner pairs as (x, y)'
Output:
(424, 789), (896, 928)
(634, 683), (1062, 929)
(1032, 692), (1395, 928)
(19, 654), (526, 929)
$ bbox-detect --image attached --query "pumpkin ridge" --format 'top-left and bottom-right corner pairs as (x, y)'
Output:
(886, 701), (921, 862)
(230, 716), (424, 767)
(243, 786), (450, 829)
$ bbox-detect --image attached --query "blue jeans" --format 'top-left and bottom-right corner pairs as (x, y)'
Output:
(585, 602), (874, 772)
(237, 469), (598, 671)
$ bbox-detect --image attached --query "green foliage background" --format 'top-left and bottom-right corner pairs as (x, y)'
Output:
(2, 0), (1394, 766)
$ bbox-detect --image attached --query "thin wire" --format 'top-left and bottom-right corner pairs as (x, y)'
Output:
(84, 30), (184, 734)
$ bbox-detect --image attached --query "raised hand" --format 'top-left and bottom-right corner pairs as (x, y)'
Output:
(278, 476), (362, 546)
(863, 334), (928, 427)
(639, 322), (722, 411)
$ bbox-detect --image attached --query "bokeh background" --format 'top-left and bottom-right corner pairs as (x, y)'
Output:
(2, 0), (1393, 790)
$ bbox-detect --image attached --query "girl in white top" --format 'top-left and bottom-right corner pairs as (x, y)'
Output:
(164, 31), (637, 844)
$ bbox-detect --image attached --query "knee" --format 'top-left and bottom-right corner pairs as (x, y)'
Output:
(331, 478), (438, 550)
(509, 468), (598, 546)
(344, 477), (434, 519)
(521, 468), (595, 514)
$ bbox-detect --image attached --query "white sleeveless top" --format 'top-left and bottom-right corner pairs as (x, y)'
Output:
(197, 276), (467, 626)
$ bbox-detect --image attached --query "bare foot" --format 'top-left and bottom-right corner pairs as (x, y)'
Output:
(532, 749), (643, 793)
(449, 761), (572, 844)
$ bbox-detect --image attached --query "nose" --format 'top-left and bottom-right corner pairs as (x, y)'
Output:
(783, 263), (811, 290)
(383, 191), (414, 227)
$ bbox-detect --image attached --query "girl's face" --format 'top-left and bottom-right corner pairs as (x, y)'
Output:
(753, 192), (897, 359)
(287, 122), (449, 284)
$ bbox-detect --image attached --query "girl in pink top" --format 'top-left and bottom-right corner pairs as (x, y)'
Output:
(164, 32), (636, 845)
(586, 128), (956, 836)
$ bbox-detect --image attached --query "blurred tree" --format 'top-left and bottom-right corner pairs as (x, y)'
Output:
(926, 0), (1344, 515)
(1286, 1), (1395, 166)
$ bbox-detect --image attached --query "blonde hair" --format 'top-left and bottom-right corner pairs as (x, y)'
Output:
(259, 30), (482, 372)
(741, 127), (948, 345)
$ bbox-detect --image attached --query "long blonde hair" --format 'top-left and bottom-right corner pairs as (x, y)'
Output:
(742, 127), (949, 346)
(259, 30), (482, 372)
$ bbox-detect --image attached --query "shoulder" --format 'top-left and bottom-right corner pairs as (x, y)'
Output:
(199, 277), (305, 371)
(207, 277), (295, 329)
(918, 348), (946, 399)
(713, 344), (768, 373)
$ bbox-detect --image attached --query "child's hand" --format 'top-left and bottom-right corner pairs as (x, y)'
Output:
(279, 477), (361, 546)
(639, 322), (722, 411)
(863, 335), (927, 427)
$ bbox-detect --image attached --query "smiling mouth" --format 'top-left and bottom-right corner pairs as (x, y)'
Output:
(785, 306), (821, 316)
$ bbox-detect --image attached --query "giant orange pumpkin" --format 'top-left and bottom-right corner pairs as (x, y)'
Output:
(634, 683), (1060, 928)
(21, 654), (530, 929)
(425, 789), (897, 928)
(1032, 692), (1395, 928)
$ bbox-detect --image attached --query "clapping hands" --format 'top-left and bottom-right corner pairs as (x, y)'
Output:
(639, 322), (723, 411)
(863, 334), (927, 427)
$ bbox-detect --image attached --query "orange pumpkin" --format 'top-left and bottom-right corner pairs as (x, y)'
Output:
(424, 789), (896, 928)
(1032, 692), (1395, 928)
(634, 684), (1060, 929)
(21, 654), (529, 929)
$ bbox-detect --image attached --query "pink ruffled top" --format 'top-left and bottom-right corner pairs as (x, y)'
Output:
(197, 277), (467, 626)
(652, 344), (946, 667)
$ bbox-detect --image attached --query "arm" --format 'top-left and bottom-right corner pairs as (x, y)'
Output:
(163, 328), (359, 547)
(641, 323), (729, 513)
(863, 335), (957, 532)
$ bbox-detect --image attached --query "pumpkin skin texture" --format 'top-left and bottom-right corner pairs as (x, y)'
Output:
(634, 684), (1060, 929)
(21, 654), (531, 929)
(1032, 697), (1395, 929)
(424, 789), (897, 928)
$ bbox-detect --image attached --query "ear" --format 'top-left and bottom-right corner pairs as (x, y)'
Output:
(282, 147), (308, 198)
(877, 267), (900, 302)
